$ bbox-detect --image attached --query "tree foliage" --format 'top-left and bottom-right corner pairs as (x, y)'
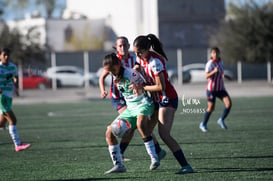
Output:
(0, 24), (46, 65)
(210, 0), (273, 63)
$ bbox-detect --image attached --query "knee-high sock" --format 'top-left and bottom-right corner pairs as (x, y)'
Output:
(9, 125), (21, 146)
(119, 142), (129, 155)
(202, 111), (211, 125)
(221, 107), (231, 120)
(143, 136), (158, 161)
(173, 149), (189, 167)
(108, 144), (123, 166)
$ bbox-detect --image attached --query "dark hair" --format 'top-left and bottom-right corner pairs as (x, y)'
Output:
(112, 36), (129, 50)
(1, 48), (11, 56)
(133, 34), (168, 60)
(211, 47), (220, 54)
(211, 47), (221, 60)
(103, 53), (124, 82)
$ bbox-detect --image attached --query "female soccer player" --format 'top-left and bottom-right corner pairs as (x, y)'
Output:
(0, 48), (31, 152)
(199, 47), (232, 132)
(103, 53), (159, 174)
(99, 36), (165, 160)
(133, 34), (193, 174)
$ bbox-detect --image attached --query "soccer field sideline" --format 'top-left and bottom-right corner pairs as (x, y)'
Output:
(13, 80), (273, 105)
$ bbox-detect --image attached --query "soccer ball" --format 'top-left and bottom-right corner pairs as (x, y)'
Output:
(111, 118), (131, 138)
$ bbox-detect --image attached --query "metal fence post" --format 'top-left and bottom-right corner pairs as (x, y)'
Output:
(84, 51), (90, 89)
(51, 52), (57, 90)
(237, 61), (242, 84)
(177, 49), (183, 85)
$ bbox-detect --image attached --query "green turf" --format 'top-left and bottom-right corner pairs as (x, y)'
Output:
(0, 97), (273, 181)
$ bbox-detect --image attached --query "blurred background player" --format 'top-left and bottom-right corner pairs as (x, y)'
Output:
(99, 36), (165, 160)
(103, 53), (159, 174)
(133, 34), (193, 174)
(199, 47), (232, 132)
(0, 48), (31, 152)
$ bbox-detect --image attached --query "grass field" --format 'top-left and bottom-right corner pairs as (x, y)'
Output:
(1, 96), (273, 181)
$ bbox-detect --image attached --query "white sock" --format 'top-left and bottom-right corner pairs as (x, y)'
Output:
(108, 144), (123, 166)
(9, 125), (21, 146)
(144, 140), (159, 162)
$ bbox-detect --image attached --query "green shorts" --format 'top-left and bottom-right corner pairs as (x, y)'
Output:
(116, 102), (155, 129)
(0, 95), (12, 113)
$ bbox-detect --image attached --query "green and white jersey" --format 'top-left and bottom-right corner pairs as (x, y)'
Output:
(115, 68), (153, 111)
(0, 62), (18, 98)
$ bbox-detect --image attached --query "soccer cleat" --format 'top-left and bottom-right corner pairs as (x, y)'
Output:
(217, 118), (227, 130)
(104, 164), (126, 174)
(158, 149), (167, 161)
(176, 165), (194, 174)
(15, 143), (31, 152)
(149, 160), (160, 170)
(199, 122), (208, 132)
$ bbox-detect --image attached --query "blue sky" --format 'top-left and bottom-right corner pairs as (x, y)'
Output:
(2, 0), (66, 20)
(2, 0), (272, 21)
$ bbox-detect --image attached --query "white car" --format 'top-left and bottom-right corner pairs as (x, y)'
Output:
(183, 63), (234, 82)
(44, 66), (98, 87)
(168, 63), (234, 83)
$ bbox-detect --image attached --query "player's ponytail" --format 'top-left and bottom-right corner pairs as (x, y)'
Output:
(147, 34), (168, 61)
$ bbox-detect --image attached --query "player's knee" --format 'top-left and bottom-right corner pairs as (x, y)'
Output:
(207, 107), (214, 112)
(225, 99), (232, 109)
(105, 126), (112, 139)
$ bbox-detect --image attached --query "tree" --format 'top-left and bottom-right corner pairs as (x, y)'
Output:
(0, 24), (46, 65)
(6, 0), (64, 19)
(210, 0), (273, 63)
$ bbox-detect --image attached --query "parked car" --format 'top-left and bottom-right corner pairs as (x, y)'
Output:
(168, 63), (234, 83)
(22, 69), (50, 90)
(44, 66), (99, 87)
(184, 63), (234, 82)
(167, 65), (191, 83)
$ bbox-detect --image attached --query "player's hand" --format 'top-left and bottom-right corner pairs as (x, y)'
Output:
(213, 66), (218, 73)
(129, 84), (144, 95)
(101, 90), (108, 99)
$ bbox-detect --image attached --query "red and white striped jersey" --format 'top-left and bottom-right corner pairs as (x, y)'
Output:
(136, 51), (178, 102)
(109, 53), (136, 99)
(206, 59), (225, 91)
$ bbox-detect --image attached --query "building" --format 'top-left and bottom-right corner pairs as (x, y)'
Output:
(7, 18), (106, 52)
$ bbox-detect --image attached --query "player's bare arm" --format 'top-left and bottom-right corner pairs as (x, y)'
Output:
(99, 69), (110, 98)
(143, 72), (165, 92)
(205, 67), (218, 79)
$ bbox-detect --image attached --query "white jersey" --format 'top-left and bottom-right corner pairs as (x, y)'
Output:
(0, 62), (18, 98)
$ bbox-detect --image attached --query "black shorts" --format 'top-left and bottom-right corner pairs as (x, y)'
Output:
(158, 97), (178, 109)
(206, 90), (229, 103)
